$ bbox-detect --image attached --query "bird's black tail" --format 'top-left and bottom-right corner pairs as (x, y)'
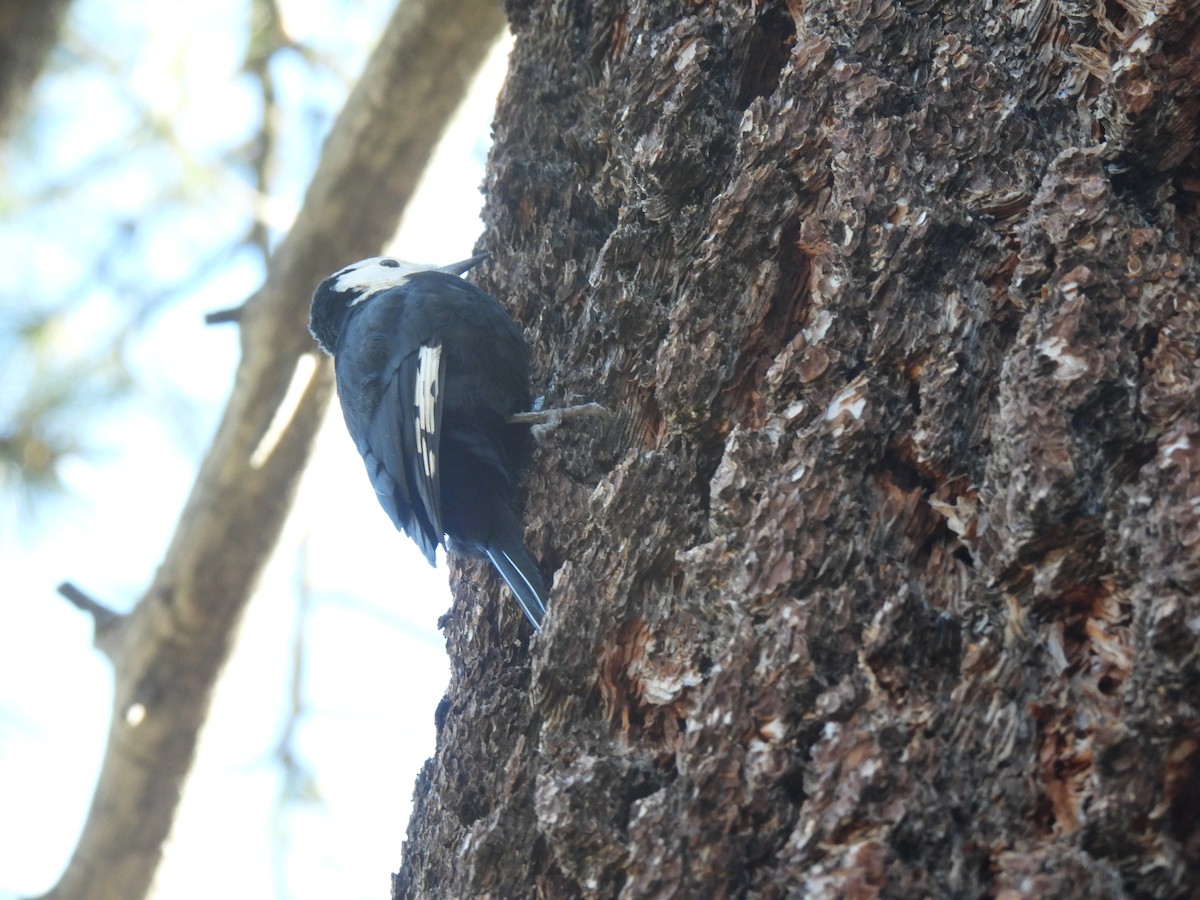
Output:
(484, 543), (548, 630)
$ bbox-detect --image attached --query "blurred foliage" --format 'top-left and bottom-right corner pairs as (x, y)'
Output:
(0, 306), (131, 496)
(0, 0), (387, 513)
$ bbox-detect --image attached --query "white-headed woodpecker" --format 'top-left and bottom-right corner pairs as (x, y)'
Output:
(309, 255), (547, 630)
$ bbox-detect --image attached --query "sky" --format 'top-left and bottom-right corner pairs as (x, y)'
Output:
(0, 2), (510, 897)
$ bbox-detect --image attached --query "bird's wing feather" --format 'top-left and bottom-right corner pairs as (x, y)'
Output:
(409, 343), (445, 542)
(364, 367), (440, 564)
(483, 543), (547, 630)
(332, 284), (448, 565)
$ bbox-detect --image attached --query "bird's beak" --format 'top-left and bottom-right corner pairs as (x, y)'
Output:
(437, 253), (489, 275)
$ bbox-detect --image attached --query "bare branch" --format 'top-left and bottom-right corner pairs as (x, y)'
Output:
(38, 2), (506, 899)
(203, 306), (245, 326)
(56, 581), (119, 624)
(0, 0), (73, 139)
(242, 0), (294, 260)
(56, 581), (125, 661)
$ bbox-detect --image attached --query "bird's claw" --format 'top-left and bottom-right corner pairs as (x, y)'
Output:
(510, 402), (610, 441)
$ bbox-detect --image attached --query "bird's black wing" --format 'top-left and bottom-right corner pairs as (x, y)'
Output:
(399, 341), (445, 546)
(337, 287), (443, 564)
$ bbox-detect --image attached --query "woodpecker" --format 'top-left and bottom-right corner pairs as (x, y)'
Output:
(309, 254), (548, 630)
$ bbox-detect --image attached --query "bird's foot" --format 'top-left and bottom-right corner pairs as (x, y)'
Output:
(510, 402), (610, 440)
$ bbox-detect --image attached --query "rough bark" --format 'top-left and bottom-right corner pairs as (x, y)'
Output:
(396, 1), (1200, 898)
(39, 2), (505, 899)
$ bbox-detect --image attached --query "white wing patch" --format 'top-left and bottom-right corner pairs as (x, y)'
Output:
(414, 344), (441, 479)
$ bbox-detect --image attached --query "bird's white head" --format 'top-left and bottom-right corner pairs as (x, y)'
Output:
(331, 254), (488, 305)
(309, 253), (488, 356)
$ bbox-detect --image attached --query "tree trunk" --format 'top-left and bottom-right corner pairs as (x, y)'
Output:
(395, 0), (1200, 897)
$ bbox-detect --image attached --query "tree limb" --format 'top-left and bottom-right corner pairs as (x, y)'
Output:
(39, 2), (506, 898)
(0, 0), (73, 140)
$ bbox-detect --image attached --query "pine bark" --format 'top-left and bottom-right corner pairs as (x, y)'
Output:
(395, 1), (1200, 898)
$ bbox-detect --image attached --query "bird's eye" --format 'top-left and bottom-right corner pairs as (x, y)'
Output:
(379, 259), (400, 268)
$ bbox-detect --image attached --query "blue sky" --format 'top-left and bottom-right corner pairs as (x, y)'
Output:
(0, 2), (509, 896)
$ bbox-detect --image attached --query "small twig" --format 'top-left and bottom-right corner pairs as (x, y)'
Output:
(205, 306), (244, 325)
(57, 581), (126, 660)
(57, 581), (118, 623)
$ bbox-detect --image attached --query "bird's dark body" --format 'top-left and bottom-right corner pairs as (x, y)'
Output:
(309, 260), (547, 628)
(335, 273), (532, 559)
